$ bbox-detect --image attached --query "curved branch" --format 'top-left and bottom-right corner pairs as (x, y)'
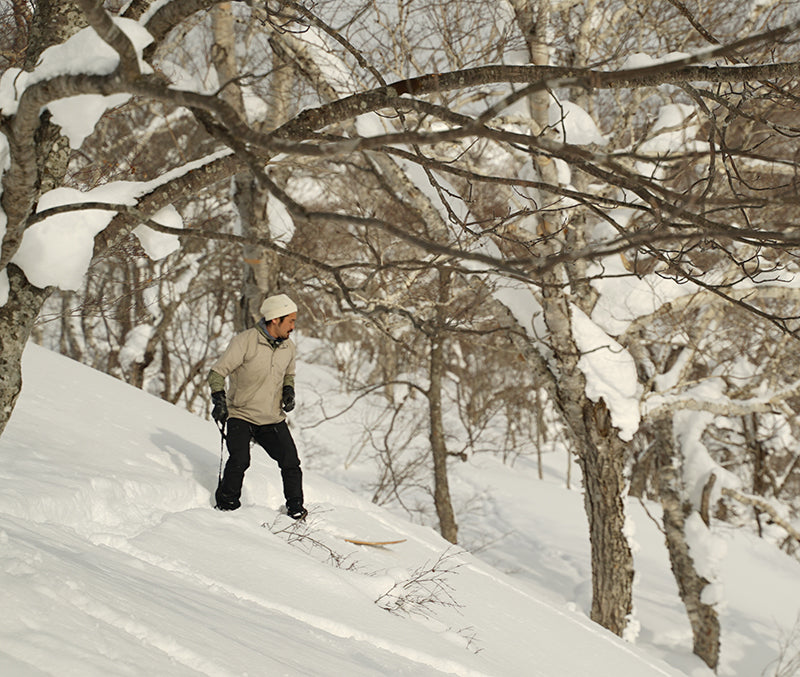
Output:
(123, 0), (800, 140)
(91, 152), (241, 260)
(75, 0), (140, 79)
(645, 379), (800, 419)
(721, 486), (800, 543)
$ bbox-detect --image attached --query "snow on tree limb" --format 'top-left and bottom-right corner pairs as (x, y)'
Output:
(721, 485), (800, 545)
(75, 0), (142, 79)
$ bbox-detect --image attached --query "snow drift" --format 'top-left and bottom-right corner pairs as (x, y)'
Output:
(0, 343), (688, 676)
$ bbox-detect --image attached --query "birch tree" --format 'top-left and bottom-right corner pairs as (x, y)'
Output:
(3, 1), (800, 655)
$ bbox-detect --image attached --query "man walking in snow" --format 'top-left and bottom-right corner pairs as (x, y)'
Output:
(208, 293), (307, 519)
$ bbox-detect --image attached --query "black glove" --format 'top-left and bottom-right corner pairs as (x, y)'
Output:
(211, 390), (228, 423)
(282, 385), (295, 412)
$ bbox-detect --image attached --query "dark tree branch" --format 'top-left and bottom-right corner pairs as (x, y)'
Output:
(75, 0), (140, 79)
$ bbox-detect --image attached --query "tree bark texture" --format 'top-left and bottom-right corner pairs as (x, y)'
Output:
(576, 410), (634, 635)
(24, 1), (87, 69)
(654, 415), (720, 670)
(0, 2), (84, 435)
(428, 269), (459, 544)
(0, 266), (52, 436)
(541, 280), (634, 636)
(429, 329), (458, 544)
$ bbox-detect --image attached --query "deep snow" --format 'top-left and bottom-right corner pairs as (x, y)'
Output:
(1, 343), (798, 676)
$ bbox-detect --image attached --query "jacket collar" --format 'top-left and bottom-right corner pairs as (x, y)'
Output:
(256, 319), (286, 349)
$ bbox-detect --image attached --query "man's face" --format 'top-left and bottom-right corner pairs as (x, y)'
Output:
(270, 312), (297, 340)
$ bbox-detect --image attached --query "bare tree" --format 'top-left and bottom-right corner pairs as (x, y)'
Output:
(4, 3), (800, 657)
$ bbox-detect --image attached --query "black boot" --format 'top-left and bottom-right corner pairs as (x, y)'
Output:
(215, 483), (241, 511)
(287, 498), (307, 520)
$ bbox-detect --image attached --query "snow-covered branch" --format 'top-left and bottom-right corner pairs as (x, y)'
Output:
(721, 486), (800, 545)
(76, 0), (141, 79)
(644, 385), (800, 420)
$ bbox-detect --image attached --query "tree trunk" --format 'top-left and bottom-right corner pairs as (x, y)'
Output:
(428, 269), (458, 544)
(577, 411), (634, 634)
(0, 2), (84, 437)
(654, 415), (720, 670)
(429, 328), (458, 544)
(541, 280), (634, 636)
(212, 5), (283, 330)
(233, 175), (280, 330)
(513, 0), (635, 631)
(0, 266), (52, 436)
(743, 413), (768, 535)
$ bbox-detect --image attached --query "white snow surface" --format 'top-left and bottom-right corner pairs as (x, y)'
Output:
(621, 52), (692, 70)
(572, 305), (641, 440)
(10, 187), (121, 290)
(2, 343), (799, 676)
(266, 193), (295, 246)
(549, 100), (608, 146)
(134, 205), (183, 260)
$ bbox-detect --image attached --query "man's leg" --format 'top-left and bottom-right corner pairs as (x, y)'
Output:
(252, 421), (304, 515)
(215, 418), (252, 510)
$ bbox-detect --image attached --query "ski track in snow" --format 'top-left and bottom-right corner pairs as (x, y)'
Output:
(3, 517), (228, 676)
(3, 510), (483, 677)
(113, 539), (489, 677)
(89, 512), (490, 677)
(52, 587), (231, 677)
(461, 559), (678, 677)
(449, 480), (679, 677)
(301, 503), (681, 677)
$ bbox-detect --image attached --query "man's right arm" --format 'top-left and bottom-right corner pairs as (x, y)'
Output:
(209, 330), (250, 384)
(208, 370), (226, 393)
(208, 370), (228, 423)
(208, 332), (247, 422)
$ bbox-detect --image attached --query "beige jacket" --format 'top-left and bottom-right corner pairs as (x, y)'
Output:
(210, 327), (295, 425)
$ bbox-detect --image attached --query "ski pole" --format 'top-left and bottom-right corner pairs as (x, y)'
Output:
(216, 420), (227, 481)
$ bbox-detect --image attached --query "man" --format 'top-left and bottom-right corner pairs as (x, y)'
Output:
(208, 293), (307, 519)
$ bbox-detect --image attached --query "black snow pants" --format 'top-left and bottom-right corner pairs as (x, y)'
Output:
(216, 417), (303, 510)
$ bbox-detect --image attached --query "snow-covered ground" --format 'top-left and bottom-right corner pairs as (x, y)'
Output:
(1, 343), (798, 676)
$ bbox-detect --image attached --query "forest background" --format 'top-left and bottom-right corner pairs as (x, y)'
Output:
(2, 1), (800, 673)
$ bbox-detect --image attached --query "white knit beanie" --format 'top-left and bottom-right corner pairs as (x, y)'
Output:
(260, 294), (297, 321)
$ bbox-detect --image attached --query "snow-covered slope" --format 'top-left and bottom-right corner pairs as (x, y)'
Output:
(0, 344), (686, 676)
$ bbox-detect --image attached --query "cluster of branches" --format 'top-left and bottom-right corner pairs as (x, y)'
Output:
(3, 1), (800, 671)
